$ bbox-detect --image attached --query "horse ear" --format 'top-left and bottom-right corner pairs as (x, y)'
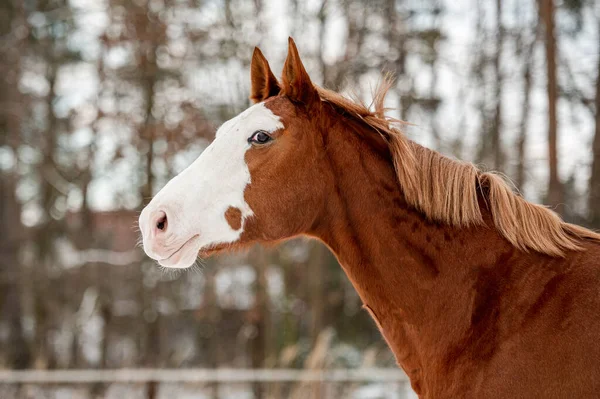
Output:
(281, 37), (319, 105)
(250, 47), (280, 103)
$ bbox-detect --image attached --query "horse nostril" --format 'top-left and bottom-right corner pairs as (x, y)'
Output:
(155, 211), (168, 233)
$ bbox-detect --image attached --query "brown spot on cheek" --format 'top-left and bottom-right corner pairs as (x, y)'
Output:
(225, 207), (243, 230)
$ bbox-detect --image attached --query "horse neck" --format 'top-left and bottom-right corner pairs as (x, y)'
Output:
(310, 119), (527, 393)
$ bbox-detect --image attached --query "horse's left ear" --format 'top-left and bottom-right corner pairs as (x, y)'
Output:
(250, 47), (280, 103)
(281, 37), (319, 105)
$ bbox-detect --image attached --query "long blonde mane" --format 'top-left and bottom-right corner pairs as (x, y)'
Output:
(316, 78), (600, 257)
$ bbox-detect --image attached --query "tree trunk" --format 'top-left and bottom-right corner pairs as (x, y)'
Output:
(492, 0), (504, 171)
(308, 243), (327, 346)
(516, 58), (532, 190)
(516, 23), (539, 190)
(588, 23), (600, 226)
(201, 263), (221, 399)
(249, 247), (272, 398)
(32, 63), (61, 369)
(474, 0), (491, 166)
(539, 0), (563, 213)
(0, 0), (29, 368)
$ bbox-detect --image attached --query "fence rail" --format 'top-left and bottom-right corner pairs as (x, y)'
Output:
(0, 368), (409, 384)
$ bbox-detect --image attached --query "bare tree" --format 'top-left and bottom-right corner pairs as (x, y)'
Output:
(0, 0), (30, 369)
(539, 0), (563, 213)
(515, 12), (540, 190)
(589, 21), (600, 226)
(491, 0), (505, 171)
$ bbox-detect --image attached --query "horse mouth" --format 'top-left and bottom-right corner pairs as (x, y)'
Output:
(158, 235), (200, 267)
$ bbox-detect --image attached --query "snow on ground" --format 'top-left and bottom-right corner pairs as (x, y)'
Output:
(0, 381), (418, 399)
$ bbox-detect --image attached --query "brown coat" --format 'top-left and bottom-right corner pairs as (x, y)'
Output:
(213, 39), (600, 398)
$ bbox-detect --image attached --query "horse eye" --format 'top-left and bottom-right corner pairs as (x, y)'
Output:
(248, 130), (272, 145)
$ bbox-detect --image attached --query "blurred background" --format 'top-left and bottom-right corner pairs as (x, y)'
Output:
(0, 0), (599, 398)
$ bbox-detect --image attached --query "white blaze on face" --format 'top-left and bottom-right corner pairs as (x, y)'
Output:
(139, 102), (283, 268)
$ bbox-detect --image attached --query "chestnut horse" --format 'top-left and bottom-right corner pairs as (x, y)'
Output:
(139, 38), (600, 398)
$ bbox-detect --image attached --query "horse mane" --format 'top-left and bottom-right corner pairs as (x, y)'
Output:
(315, 77), (600, 257)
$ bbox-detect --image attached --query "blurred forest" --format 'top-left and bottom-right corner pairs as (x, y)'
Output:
(0, 0), (599, 395)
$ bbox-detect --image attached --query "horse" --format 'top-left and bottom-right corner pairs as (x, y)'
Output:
(139, 38), (600, 398)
